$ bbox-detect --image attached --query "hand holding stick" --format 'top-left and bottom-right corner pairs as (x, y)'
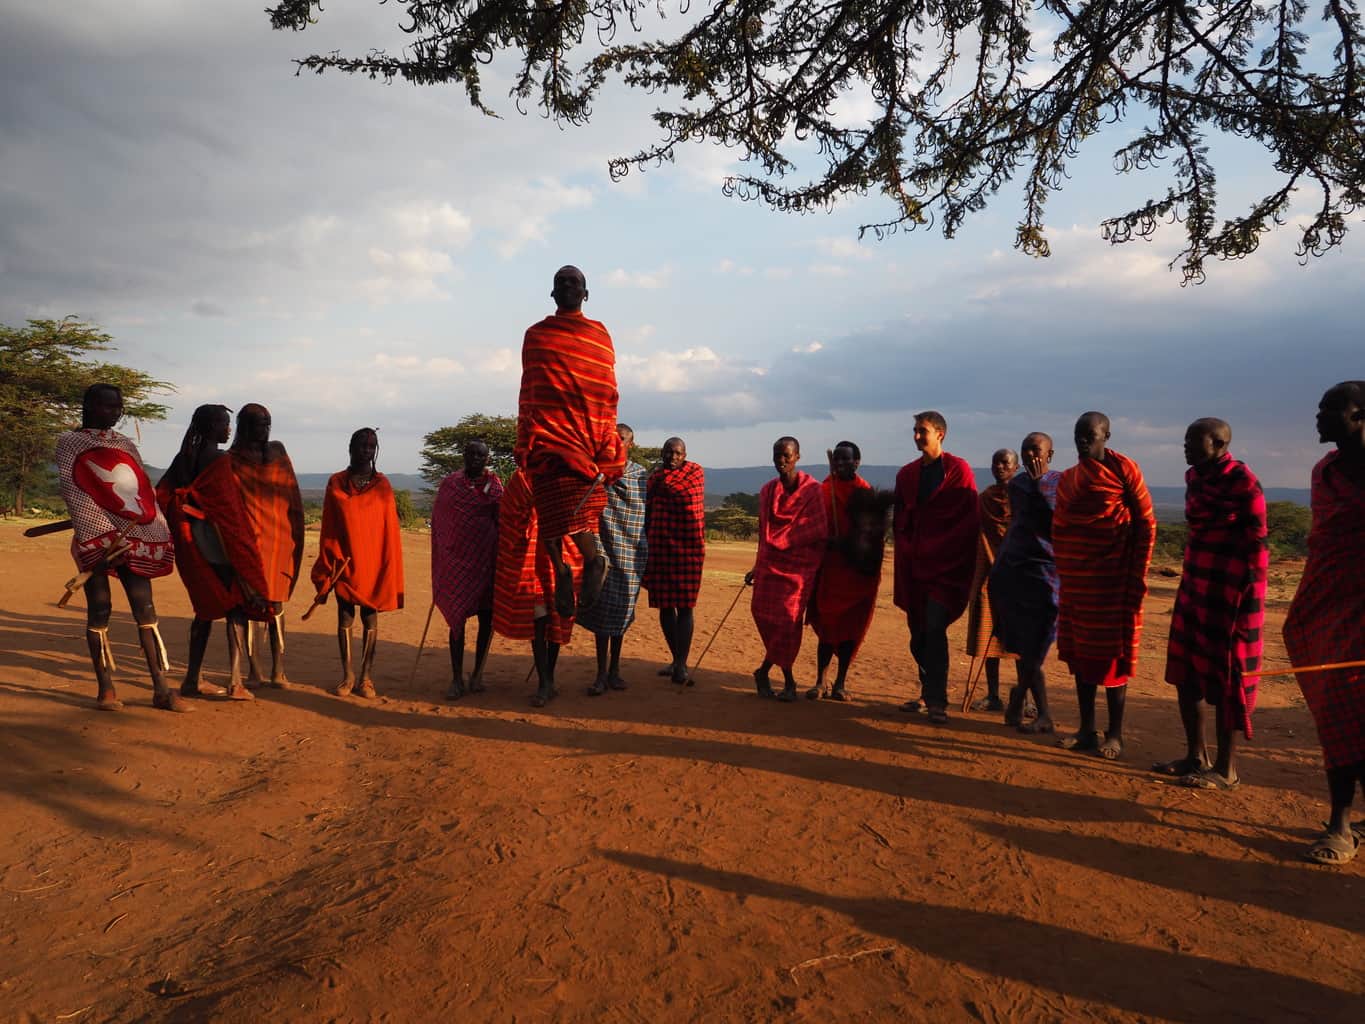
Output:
(301, 556), (351, 621)
(57, 520), (136, 608)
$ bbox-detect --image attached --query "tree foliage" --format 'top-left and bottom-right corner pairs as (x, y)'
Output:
(0, 319), (172, 515)
(268, 1), (1365, 282)
(705, 504), (759, 539)
(723, 491), (761, 514)
(419, 413), (520, 485)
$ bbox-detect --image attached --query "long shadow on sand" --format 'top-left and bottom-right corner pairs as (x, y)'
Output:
(266, 685), (1159, 827)
(599, 850), (1358, 1024)
(975, 820), (1359, 935)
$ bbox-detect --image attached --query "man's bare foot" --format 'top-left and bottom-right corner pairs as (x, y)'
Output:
(1152, 756), (1208, 777)
(1018, 716), (1055, 735)
(467, 674), (486, 694)
(587, 674), (609, 696)
(356, 679), (377, 699)
(1098, 734), (1124, 760)
(268, 674), (291, 690)
(153, 690), (194, 713)
(180, 681), (226, 698)
(225, 683), (254, 702)
(96, 690), (123, 711)
(1059, 730), (1101, 752)
(332, 678), (356, 697)
(608, 673), (627, 691)
(829, 683), (848, 701)
(671, 667), (690, 686)
(445, 678), (465, 700)
(806, 685), (824, 700)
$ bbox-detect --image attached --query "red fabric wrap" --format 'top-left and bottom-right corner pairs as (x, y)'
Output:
(807, 475), (879, 655)
(183, 449), (303, 619)
(965, 482), (1013, 659)
(1284, 452), (1365, 769)
(643, 461), (707, 608)
(492, 471), (576, 643)
(431, 470), (503, 628)
(1054, 450), (1156, 677)
(310, 471), (405, 613)
(157, 467), (242, 620)
(1164, 455), (1268, 736)
(751, 472), (828, 669)
(892, 453), (980, 623)
(516, 309), (624, 539)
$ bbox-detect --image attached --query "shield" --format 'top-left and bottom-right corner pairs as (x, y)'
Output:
(71, 447), (158, 525)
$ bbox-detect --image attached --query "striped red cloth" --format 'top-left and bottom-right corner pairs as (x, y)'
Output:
(643, 461), (706, 608)
(965, 482), (1013, 659)
(892, 453), (980, 622)
(1164, 455), (1268, 736)
(751, 472), (828, 669)
(807, 475), (879, 654)
(516, 309), (625, 539)
(431, 469), (503, 628)
(1054, 450), (1156, 679)
(1284, 451), (1365, 769)
(310, 471), (405, 613)
(492, 470), (576, 644)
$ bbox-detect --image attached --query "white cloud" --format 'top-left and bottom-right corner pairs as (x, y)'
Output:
(762, 267), (793, 280)
(605, 266), (673, 289)
(808, 263), (851, 278)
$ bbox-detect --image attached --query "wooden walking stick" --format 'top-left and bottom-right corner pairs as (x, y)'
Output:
(408, 601), (437, 686)
(1244, 659), (1365, 679)
(689, 578), (750, 674)
(56, 520), (136, 608)
(301, 556), (351, 621)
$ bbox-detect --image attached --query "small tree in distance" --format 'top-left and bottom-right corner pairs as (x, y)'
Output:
(419, 413), (519, 486)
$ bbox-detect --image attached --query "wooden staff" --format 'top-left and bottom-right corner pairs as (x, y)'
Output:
(959, 531), (1000, 712)
(1244, 659), (1365, 679)
(23, 520), (73, 537)
(301, 556), (350, 621)
(407, 601), (437, 686)
(57, 520), (136, 608)
(690, 578), (749, 674)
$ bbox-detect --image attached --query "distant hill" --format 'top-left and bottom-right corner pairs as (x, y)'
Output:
(698, 465), (1309, 520)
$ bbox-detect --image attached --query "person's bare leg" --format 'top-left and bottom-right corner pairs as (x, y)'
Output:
(830, 640), (855, 700)
(333, 599), (356, 696)
(777, 665), (799, 702)
(244, 620), (266, 686)
(83, 573), (120, 709)
(1098, 684), (1127, 759)
(446, 619), (466, 700)
(469, 610), (492, 693)
(267, 606), (290, 687)
(355, 607), (379, 698)
(658, 608), (678, 676)
(181, 618), (221, 696)
(588, 633), (610, 695)
(1153, 688), (1208, 775)
(224, 611), (254, 701)
(530, 617), (556, 707)
(1061, 679), (1100, 751)
(546, 536), (575, 617)
(124, 573), (188, 712)
(673, 608), (695, 682)
(808, 641), (834, 700)
(753, 659), (775, 698)
(1017, 660), (1054, 733)
(1306, 764), (1364, 864)
(607, 634), (626, 689)
(1211, 715), (1239, 783)
(569, 531), (607, 610)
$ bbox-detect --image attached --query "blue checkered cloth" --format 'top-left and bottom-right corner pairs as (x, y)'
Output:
(577, 460), (648, 637)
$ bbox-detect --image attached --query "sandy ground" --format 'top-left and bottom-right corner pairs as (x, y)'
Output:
(0, 520), (1361, 1024)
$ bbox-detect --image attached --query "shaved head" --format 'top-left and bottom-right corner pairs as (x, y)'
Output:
(1190, 417), (1231, 445)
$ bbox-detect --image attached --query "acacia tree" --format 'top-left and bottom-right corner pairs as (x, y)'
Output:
(268, 1), (1364, 283)
(0, 319), (172, 514)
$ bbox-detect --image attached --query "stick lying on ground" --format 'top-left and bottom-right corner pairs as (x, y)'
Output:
(1244, 659), (1365, 679)
(301, 556), (351, 621)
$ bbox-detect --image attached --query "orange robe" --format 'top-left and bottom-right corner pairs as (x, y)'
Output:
(310, 471), (405, 613)
(964, 482), (1014, 660)
(184, 446), (304, 619)
(1054, 450), (1156, 681)
(515, 309), (625, 538)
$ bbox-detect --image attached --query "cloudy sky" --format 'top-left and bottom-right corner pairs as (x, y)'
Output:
(3, 3), (1358, 486)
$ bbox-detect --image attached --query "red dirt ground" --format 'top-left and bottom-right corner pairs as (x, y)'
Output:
(1, 521), (1360, 1023)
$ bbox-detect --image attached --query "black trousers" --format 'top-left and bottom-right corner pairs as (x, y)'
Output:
(908, 598), (951, 709)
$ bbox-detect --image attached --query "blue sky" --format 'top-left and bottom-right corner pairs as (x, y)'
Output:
(2, 3), (1358, 486)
